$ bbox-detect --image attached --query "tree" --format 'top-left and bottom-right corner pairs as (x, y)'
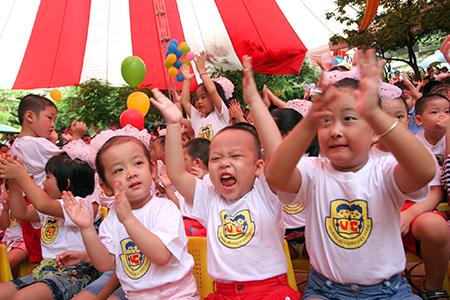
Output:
(327, 0), (450, 80)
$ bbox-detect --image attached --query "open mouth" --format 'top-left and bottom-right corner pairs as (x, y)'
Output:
(221, 174), (236, 188)
(129, 182), (141, 189)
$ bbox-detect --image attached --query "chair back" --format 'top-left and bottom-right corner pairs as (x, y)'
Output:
(0, 244), (13, 283)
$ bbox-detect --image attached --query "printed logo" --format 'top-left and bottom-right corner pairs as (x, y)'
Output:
(41, 217), (58, 244)
(9, 216), (19, 228)
(218, 210), (255, 248)
(325, 199), (372, 249)
(436, 154), (444, 166)
(198, 125), (214, 141)
(119, 238), (150, 280)
(283, 204), (305, 215)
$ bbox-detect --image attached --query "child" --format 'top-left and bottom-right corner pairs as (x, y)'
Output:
(0, 152), (98, 300)
(62, 136), (199, 300)
(10, 94), (86, 263)
(180, 52), (229, 140)
(265, 50), (435, 299)
(414, 94), (450, 165)
(0, 181), (28, 279)
(150, 55), (301, 299)
(371, 96), (450, 299)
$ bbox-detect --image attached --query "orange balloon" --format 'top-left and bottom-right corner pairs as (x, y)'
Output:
(127, 92), (150, 116)
(168, 67), (178, 77)
(167, 53), (177, 64)
(50, 89), (61, 101)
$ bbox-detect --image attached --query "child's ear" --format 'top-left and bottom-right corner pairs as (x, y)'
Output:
(415, 115), (423, 126)
(100, 181), (114, 197)
(25, 110), (35, 123)
(193, 158), (202, 167)
(254, 159), (264, 178)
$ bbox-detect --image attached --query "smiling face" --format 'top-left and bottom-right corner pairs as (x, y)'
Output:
(318, 91), (375, 172)
(208, 129), (263, 201)
(100, 141), (153, 209)
(195, 85), (214, 116)
(30, 106), (57, 139)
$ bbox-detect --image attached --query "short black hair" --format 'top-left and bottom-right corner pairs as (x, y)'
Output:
(18, 94), (57, 125)
(45, 153), (95, 198)
(214, 123), (261, 159)
(195, 81), (229, 107)
(96, 136), (151, 187)
(415, 94), (450, 116)
(271, 108), (303, 137)
(184, 138), (211, 167)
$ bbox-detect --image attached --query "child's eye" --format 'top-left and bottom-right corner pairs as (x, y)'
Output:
(135, 161), (143, 166)
(210, 157), (220, 162)
(231, 155), (242, 158)
(446, 110), (450, 114)
(343, 116), (356, 121)
(324, 118), (331, 123)
(114, 168), (123, 174)
(431, 111), (438, 114)
(396, 114), (405, 119)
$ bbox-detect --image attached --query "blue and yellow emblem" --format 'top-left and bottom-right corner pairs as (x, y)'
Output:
(218, 210), (255, 248)
(41, 217), (59, 244)
(283, 204), (305, 215)
(199, 125), (214, 141)
(119, 238), (150, 280)
(325, 199), (372, 249)
(436, 154), (444, 166)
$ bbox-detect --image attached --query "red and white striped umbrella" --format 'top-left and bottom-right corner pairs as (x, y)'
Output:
(0, 0), (344, 90)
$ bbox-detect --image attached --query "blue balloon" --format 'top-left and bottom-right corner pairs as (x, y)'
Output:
(173, 60), (182, 69)
(167, 44), (177, 54)
(165, 50), (170, 57)
(175, 49), (182, 59)
(176, 73), (184, 82)
(169, 39), (179, 47)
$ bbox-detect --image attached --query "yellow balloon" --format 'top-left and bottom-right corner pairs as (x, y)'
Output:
(127, 92), (150, 116)
(167, 53), (177, 64)
(168, 67), (178, 77)
(178, 42), (188, 49)
(50, 89), (61, 102)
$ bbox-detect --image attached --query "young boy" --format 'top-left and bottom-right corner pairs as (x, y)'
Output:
(265, 50), (435, 299)
(11, 94), (86, 262)
(150, 56), (300, 299)
(414, 94), (450, 165)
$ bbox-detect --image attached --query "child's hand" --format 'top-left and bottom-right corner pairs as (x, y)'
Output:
(113, 179), (133, 225)
(229, 99), (245, 122)
(56, 251), (88, 269)
(0, 155), (26, 181)
(180, 65), (194, 81)
(170, 88), (181, 104)
(190, 166), (205, 179)
(352, 49), (384, 119)
(70, 121), (88, 139)
(159, 165), (172, 187)
(62, 191), (93, 230)
(400, 210), (414, 236)
(262, 85), (271, 107)
(150, 88), (183, 124)
(242, 56), (262, 106)
(437, 114), (450, 133)
(0, 189), (10, 211)
(194, 51), (209, 74)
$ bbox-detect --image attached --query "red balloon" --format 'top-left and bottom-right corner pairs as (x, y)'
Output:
(120, 109), (145, 130)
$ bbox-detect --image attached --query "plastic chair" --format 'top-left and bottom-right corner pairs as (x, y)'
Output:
(187, 237), (299, 299)
(0, 244), (13, 283)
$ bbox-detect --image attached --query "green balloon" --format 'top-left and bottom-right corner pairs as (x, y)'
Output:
(121, 56), (146, 87)
(164, 59), (173, 69)
(183, 59), (191, 66)
(181, 45), (191, 56)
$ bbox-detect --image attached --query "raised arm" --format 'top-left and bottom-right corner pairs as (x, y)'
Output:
(150, 88), (197, 205)
(195, 52), (224, 112)
(180, 65), (193, 118)
(6, 179), (39, 222)
(355, 50), (435, 193)
(0, 156), (64, 218)
(264, 84), (287, 108)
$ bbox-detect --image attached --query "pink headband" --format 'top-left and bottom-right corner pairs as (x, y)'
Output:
(321, 66), (402, 103)
(212, 76), (234, 100)
(286, 99), (313, 117)
(63, 140), (97, 169)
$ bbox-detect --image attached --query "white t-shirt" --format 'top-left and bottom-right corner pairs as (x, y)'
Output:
(290, 156), (428, 285)
(189, 102), (229, 141)
(33, 198), (90, 259)
(416, 131), (446, 166)
(99, 197), (193, 292)
(10, 136), (61, 188)
(283, 203), (306, 229)
(188, 173), (286, 282)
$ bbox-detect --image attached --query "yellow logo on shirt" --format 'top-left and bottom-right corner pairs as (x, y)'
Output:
(199, 125), (214, 141)
(120, 238), (150, 280)
(325, 199), (372, 249)
(283, 204), (305, 215)
(41, 217), (58, 244)
(218, 210), (255, 248)
(436, 154), (444, 166)
(9, 216), (19, 228)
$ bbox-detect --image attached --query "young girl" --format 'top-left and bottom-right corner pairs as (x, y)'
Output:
(265, 50), (435, 299)
(0, 152), (98, 300)
(62, 136), (199, 300)
(180, 52), (229, 140)
(0, 181), (28, 279)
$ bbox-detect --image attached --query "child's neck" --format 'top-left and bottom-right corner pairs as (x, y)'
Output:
(423, 130), (444, 146)
(18, 127), (37, 138)
(130, 195), (153, 210)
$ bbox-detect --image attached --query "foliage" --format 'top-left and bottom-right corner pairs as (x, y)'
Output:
(212, 58), (319, 106)
(0, 90), (30, 127)
(327, 0), (450, 80)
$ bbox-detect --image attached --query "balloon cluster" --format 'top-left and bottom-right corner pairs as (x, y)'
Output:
(164, 39), (195, 83)
(120, 92), (150, 130)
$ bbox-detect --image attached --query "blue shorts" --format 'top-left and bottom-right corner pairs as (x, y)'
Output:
(83, 268), (126, 300)
(11, 263), (98, 300)
(303, 268), (421, 300)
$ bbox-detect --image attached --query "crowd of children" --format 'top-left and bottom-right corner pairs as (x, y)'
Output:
(0, 37), (450, 300)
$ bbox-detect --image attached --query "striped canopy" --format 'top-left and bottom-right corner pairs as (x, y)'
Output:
(0, 0), (345, 90)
